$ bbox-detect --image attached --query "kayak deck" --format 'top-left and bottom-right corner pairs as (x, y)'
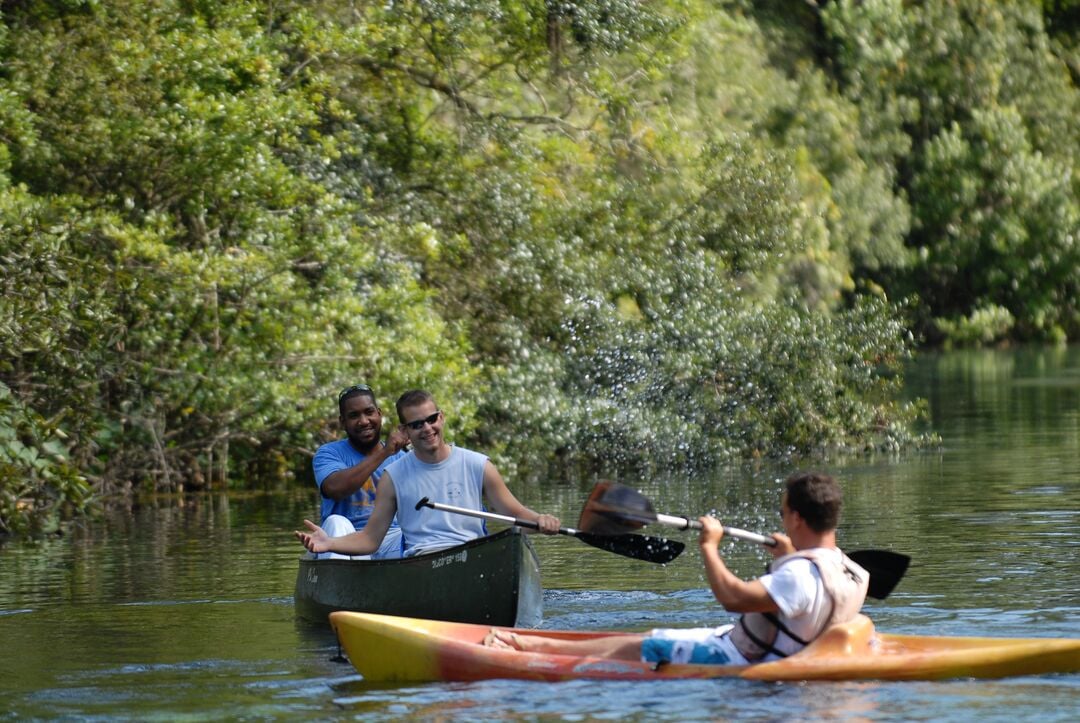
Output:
(329, 611), (1080, 683)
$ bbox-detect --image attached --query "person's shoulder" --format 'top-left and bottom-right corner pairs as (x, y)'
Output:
(799, 547), (845, 567)
(771, 555), (819, 578)
(783, 556), (819, 571)
(451, 445), (489, 464)
(384, 449), (413, 473)
(315, 438), (351, 457)
(762, 557), (821, 598)
(312, 439), (355, 483)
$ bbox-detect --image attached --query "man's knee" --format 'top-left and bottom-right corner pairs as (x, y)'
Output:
(321, 514), (355, 538)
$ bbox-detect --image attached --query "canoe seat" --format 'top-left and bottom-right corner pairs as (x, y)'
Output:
(806, 614), (877, 657)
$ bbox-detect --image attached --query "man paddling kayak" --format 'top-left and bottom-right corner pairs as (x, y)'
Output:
(296, 389), (561, 557)
(486, 472), (869, 665)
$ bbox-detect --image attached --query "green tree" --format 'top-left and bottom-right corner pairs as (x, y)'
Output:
(1, 0), (932, 532)
(821, 0), (1080, 344)
(1, 1), (475, 497)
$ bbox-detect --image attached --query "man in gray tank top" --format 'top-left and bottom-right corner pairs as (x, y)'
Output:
(295, 390), (560, 556)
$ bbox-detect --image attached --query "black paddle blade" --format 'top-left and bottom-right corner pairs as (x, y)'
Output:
(575, 532), (685, 564)
(578, 481), (658, 535)
(850, 549), (910, 600)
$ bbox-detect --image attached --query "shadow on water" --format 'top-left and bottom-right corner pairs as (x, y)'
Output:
(0, 347), (1078, 719)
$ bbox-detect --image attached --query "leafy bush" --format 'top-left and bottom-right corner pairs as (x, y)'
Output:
(20, 0), (1080, 530)
(821, 0), (1080, 343)
(0, 383), (91, 536)
(935, 305), (1017, 348)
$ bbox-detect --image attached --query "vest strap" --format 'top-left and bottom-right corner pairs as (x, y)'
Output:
(764, 612), (811, 648)
(735, 616), (786, 659)
(735, 612), (813, 660)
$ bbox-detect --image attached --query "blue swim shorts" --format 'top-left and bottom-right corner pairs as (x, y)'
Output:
(640, 626), (743, 665)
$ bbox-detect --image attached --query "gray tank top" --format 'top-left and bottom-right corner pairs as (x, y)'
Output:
(386, 446), (488, 556)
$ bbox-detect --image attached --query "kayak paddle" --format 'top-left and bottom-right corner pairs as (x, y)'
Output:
(415, 497), (685, 565)
(577, 481), (910, 599)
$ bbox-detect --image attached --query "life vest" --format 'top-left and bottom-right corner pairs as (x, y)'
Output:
(729, 548), (870, 662)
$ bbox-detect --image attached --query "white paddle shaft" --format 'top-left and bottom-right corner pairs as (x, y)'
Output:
(418, 497), (586, 534)
(653, 513), (776, 546)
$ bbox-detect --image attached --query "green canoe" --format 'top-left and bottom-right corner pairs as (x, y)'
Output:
(294, 527), (542, 627)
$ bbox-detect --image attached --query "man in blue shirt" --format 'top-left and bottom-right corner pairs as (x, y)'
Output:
(311, 384), (407, 559)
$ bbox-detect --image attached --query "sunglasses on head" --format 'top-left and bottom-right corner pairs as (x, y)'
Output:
(338, 384), (373, 402)
(403, 411), (441, 430)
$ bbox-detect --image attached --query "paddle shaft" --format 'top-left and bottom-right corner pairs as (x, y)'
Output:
(654, 512), (777, 547)
(418, 497), (686, 565)
(610, 507), (907, 599)
(416, 497), (582, 536)
(580, 482), (908, 598)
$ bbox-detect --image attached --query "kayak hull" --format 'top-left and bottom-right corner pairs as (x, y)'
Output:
(295, 528), (542, 627)
(329, 610), (1080, 683)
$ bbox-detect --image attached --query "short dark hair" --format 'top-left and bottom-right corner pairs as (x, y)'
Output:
(784, 472), (842, 533)
(396, 389), (436, 421)
(338, 384), (377, 416)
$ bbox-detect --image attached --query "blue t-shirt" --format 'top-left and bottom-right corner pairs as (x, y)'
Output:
(312, 439), (404, 530)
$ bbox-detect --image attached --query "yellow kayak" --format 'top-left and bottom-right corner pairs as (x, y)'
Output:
(329, 610), (1080, 683)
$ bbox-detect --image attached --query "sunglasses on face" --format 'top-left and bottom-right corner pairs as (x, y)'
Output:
(403, 411), (441, 430)
(338, 384), (373, 402)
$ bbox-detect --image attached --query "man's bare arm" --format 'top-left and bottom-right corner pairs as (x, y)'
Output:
(320, 428), (409, 500)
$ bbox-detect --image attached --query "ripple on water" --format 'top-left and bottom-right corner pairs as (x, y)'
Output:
(330, 674), (1080, 722)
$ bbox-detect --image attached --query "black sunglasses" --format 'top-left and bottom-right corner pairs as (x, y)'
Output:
(338, 384), (373, 402)
(403, 411), (441, 430)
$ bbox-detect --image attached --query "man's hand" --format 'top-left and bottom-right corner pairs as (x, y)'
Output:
(294, 519), (331, 553)
(768, 532), (796, 558)
(698, 515), (725, 549)
(535, 513), (561, 534)
(386, 426), (410, 453)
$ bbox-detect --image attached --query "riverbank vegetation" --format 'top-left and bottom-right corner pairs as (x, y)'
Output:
(2, 1), (1077, 533)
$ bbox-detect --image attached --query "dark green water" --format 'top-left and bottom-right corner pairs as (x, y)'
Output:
(2, 347), (1078, 720)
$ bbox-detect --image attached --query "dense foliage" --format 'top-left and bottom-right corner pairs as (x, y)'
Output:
(2, 1), (1076, 533)
(817, 0), (1080, 345)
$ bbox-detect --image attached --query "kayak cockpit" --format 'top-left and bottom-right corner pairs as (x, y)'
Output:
(739, 614), (880, 681)
(797, 613), (879, 657)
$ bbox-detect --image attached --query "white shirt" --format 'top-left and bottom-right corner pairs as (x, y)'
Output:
(757, 552), (835, 659)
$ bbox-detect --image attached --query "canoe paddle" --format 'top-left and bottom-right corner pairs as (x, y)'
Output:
(577, 481), (910, 599)
(415, 497), (685, 565)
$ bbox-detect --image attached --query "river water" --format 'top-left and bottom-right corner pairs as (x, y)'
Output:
(2, 347), (1078, 720)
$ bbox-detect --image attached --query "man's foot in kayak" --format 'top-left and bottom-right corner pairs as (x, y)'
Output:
(483, 629), (525, 650)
